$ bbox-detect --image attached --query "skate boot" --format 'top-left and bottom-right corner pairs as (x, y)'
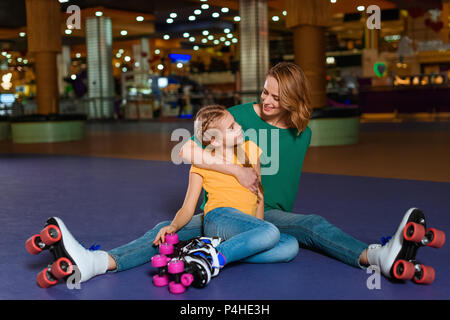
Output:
(25, 217), (109, 288)
(366, 208), (445, 285)
(174, 236), (223, 256)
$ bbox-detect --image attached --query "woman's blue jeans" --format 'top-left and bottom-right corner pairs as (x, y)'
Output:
(108, 209), (368, 272)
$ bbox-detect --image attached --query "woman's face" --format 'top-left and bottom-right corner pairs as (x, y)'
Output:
(261, 76), (286, 119)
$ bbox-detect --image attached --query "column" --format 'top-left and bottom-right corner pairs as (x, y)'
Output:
(286, 0), (332, 109)
(86, 16), (114, 119)
(239, 0), (269, 104)
(25, 0), (61, 114)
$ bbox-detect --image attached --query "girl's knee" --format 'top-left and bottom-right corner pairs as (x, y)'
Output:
(259, 222), (280, 250)
(280, 234), (299, 262)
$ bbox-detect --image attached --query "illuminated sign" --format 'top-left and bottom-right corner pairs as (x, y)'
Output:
(1, 72), (12, 90)
(168, 54), (191, 63)
(374, 62), (387, 78)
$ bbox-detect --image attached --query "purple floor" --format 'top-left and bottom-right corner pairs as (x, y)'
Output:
(1, 154), (449, 300)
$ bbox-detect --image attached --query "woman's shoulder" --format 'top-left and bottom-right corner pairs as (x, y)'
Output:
(228, 102), (256, 115)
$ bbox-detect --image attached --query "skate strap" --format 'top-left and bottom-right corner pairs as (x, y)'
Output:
(380, 236), (392, 246)
(88, 243), (101, 251)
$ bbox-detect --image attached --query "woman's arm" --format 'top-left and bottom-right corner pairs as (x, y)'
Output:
(153, 171), (204, 245)
(179, 139), (260, 195)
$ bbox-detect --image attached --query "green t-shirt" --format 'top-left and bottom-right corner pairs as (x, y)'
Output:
(191, 102), (312, 213)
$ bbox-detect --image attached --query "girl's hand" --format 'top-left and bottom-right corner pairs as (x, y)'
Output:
(234, 166), (259, 195)
(153, 225), (177, 246)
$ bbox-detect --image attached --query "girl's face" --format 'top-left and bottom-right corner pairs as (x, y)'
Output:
(210, 112), (243, 148)
(261, 76), (288, 119)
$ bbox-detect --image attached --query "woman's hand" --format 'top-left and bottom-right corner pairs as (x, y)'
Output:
(153, 225), (177, 246)
(234, 166), (260, 195)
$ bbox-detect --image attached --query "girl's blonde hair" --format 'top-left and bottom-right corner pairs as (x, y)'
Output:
(193, 104), (264, 197)
(193, 104), (228, 147)
(266, 62), (312, 135)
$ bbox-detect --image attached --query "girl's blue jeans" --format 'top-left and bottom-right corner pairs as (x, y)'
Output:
(108, 209), (368, 272)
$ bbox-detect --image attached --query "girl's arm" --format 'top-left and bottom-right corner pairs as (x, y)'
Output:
(255, 158), (264, 220)
(153, 171), (204, 246)
(179, 139), (260, 195)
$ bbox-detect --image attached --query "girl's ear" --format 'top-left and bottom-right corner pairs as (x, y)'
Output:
(209, 136), (219, 148)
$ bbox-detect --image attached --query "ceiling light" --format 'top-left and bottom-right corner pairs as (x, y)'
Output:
(202, 30), (209, 36)
(283, 11), (287, 15)
(163, 34), (170, 40)
(157, 64), (164, 70)
(194, 9), (202, 15)
(208, 35), (214, 40)
(154, 49), (160, 54)
(189, 15), (196, 21)
(357, 5), (365, 11)
(189, 37), (195, 42)
(170, 13), (177, 18)
(136, 16), (144, 22)
(166, 18), (173, 24)
(224, 28), (230, 33)
(19, 32), (26, 37)
(201, 4), (209, 10)
(65, 29), (72, 35)
(272, 16), (280, 22)
(221, 8), (229, 13)
(225, 41), (231, 46)
(234, 16), (241, 22)
(124, 56), (131, 62)
(95, 11), (103, 17)
(120, 30), (128, 36)
(212, 12), (220, 18)
(227, 33), (233, 38)
(232, 38), (238, 43)
(193, 46), (199, 51)
(177, 63), (183, 69)
(183, 32), (190, 38)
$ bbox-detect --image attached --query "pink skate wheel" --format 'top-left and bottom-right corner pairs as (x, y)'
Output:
(403, 222), (426, 243)
(414, 265), (435, 285)
(168, 259), (184, 274)
(169, 281), (186, 294)
(151, 254), (169, 268)
(40, 225), (62, 246)
(181, 273), (194, 287)
(159, 243), (174, 255)
(26, 234), (43, 255)
(153, 274), (169, 287)
(426, 228), (446, 249)
(165, 233), (179, 245)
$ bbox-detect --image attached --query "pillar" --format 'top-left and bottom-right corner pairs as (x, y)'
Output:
(86, 16), (114, 119)
(25, 0), (61, 114)
(239, 0), (269, 104)
(286, 0), (332, 109)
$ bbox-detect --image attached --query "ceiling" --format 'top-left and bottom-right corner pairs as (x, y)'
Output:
(0, 0), (447, 53)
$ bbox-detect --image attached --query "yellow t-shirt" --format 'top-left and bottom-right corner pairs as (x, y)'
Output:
(190, 140), (263, 217)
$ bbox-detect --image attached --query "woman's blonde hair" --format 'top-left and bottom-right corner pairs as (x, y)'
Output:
(266, 62), (312, 135)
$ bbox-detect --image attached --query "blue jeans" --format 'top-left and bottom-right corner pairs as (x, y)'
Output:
(108, 209), (367, 272)
(203, 207), (299, 264)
